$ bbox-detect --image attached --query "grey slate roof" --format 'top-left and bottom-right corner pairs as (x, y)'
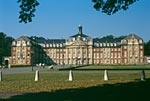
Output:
(36, 38), (65, 44)
(47, 39), (65, 43)
(16, 36), (31, 41)
(124, 34), (143, 40)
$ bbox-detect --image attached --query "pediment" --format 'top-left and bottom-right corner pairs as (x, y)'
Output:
(71, 40), (87, 46)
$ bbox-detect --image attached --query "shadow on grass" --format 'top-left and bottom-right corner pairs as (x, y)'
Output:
(1, 79), (150, 101)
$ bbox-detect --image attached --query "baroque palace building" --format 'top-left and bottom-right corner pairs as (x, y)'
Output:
(8, 25), (144, 66)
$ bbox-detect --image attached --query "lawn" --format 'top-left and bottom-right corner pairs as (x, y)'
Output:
(70, 65), (150, 70)
(0, 69), (150, 101)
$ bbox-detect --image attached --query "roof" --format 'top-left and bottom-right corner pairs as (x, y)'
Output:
(46, 39), (66, 43)
(93, 37), (124, 43)
(16, 36), (31, 41)
(124, 34), (143, 40)
(36, 38), (65, 44)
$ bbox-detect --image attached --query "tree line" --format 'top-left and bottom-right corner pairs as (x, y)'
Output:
(0, 32), (150, 65)
(0, 32), (14, 65)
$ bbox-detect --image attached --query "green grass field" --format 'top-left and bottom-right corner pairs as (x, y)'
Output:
(0, 69), (150, 101)
(60, 65), (150, 70)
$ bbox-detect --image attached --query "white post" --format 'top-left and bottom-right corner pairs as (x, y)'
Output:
(141, 70), (145, 81)
(0, 71), (2, 81)
(104, 70), (108, 81)
(8, 64), (11, 69)
(35, 70), (39, 81)
(69, 70), (73, 81)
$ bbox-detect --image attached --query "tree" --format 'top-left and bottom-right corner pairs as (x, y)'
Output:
(144, 40), (150, 56)
(17, 0), (138, 23)
(92, 0), (138, 15)
(17, 0), (39, 23)
(0, 32), (14, 64)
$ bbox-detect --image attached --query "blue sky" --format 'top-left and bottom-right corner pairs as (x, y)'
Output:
(0, 0), (150, 42)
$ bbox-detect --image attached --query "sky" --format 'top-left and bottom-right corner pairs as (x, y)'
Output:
(0, 0), (150, 42)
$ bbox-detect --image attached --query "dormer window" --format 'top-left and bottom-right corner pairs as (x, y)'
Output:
(60, 44), (62, 47)
(53, 44), (55, 47)
(139, 40), (143, 44)
(111, 43), (113, 47)
(17, 41), (21, 46)
(12, 41), (16, 45)
(83, 38), (86, 41)
(94, 43), (97, 47)
(97, 43), (99, 47)
(46, 44), (49, 47)
(100, 43), (102, 47)
(72, 38), (75, 41)
(27, 41), (30, 45)
(57, 44), (59, 47)
(103, 43), (106, 47)
(122, 39), (127, 44)
(107, 43), (109, 47)
(114, 43), (117, 47)
(50, 44), (52, 47)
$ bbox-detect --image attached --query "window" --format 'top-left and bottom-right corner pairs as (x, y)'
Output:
(12, 41), (16, 45)
(118, 53), (121, 58)
(111, 53), (113, 58)
(107, 43), (109, 47)
(103, 43), (106, 47)
(94, 43), (99, 47)
(140, 59), (143, 63)
(57, 44), (59, 47)
(140, 46), (143, 49)
(13, 54), (16, 58)
(139, 40), (143, 44)
(129, 51), (132, 57)
(94, 53), (96, 58)
(111, 43), (113, 47)
(27, 41), (30, 45)
(60, 44), (62, 47)
(135, 59), (138, 63)
(27, 54), (30, 57)
(124, 59), (127, 63)
(17, 41), (21, 46)
(53, 44), (55, 47)
(22, 41), (26, 46)
(72, 49), (75, 54)
(50, 44), (52, 47)
(124, 51), (127, 57)
(122, 40), (127, 44)
(111, 60), (113, 64)
(83, 38), (86, 41)
(97, 53), (99, 58)
(100, 43), (102, 47)
(107, 53), (110, 58)
(140, 51), (143, 57)
(135, 51), (138, 57)
(46, 44), (49, 47)
(118, 60), (121, 63)
(100, 53), (103, 58)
